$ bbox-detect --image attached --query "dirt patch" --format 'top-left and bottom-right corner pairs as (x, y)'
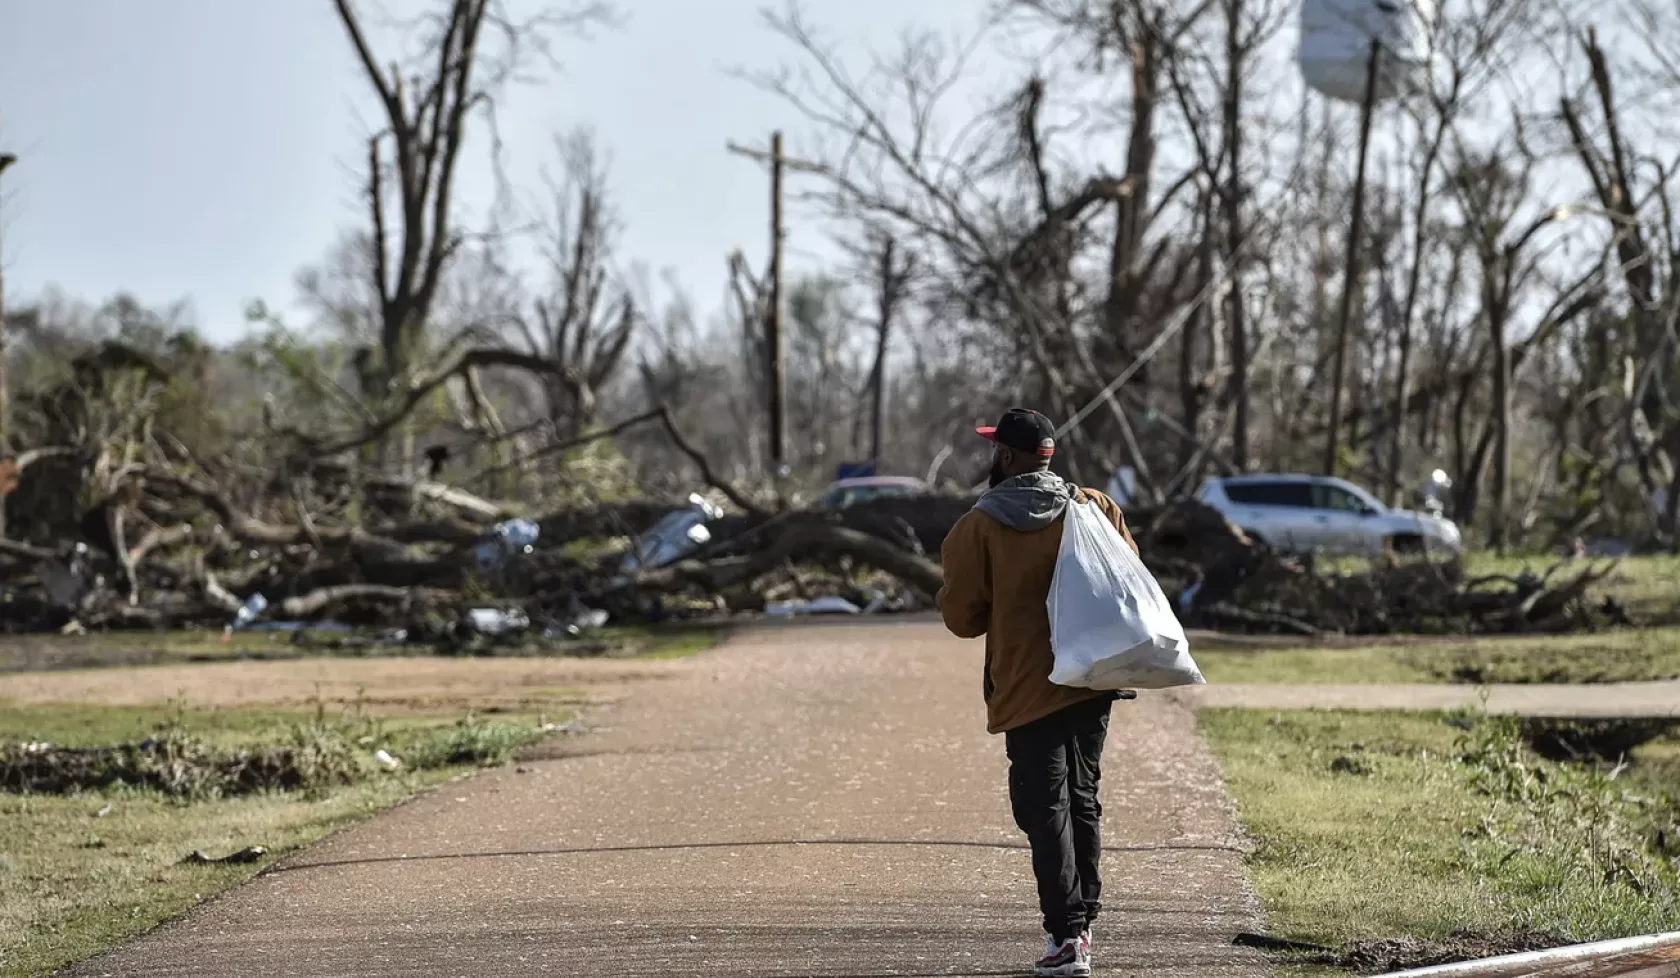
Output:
(0, 656), (686, 714)
(1238, 929), (1569, 974)
(1519, 718), (1680, 763)
(1335, 931), (1569, 973)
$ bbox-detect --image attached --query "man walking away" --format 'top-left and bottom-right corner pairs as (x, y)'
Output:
(936, 408), (1138, 978)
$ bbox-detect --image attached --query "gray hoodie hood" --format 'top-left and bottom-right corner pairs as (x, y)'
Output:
(975, 471), (1078, 532)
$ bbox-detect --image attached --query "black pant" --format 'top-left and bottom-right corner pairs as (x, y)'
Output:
(1004, 696), (1113, 943)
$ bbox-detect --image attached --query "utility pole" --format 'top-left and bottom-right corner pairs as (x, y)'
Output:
(0, 151), (15, 458)
(726, 133), (825, 498)
(1323, 41), (1381, 477)
(0, 151), (16, 542)
(1223, 0), (1249, 470)
(767, 132), (785, 485)
(868, 237), (905, 464)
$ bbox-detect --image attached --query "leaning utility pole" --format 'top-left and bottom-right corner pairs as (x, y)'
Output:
(726, 133), (825, 496)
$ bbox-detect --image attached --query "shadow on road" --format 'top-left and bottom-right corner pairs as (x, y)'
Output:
(272, 837), (1243, 874)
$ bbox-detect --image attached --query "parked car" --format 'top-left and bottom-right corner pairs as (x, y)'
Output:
(817, 476), (929, 510)
(1195, 474), (1462, 556)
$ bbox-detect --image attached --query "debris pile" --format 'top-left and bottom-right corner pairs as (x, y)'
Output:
(0, 440), (1633, 640)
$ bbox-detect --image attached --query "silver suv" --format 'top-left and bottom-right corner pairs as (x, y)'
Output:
(1195, 474), (1463, 556)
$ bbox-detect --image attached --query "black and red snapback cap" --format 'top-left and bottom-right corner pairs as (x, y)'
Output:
(976, 408), (1056, 458)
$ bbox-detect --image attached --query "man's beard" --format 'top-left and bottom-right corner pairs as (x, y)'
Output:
(988, 456), (1007, 488)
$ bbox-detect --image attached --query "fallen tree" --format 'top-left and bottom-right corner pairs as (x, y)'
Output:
(0, 402), (1640, 639)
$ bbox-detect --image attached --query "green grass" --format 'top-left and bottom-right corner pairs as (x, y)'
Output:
(0, 630), (242, 672)
(0, 767), (461, 978)
(1196, 628), (1680, 686)
(1202, 709), (1680, 964)
(0, 701), (559, 978)
(0, 624), (726, 674)
(610, 624), (726, 660)
(1198, 644), (1430, 685)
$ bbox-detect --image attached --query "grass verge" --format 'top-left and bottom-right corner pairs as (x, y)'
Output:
(0, 701), (556, 978)
(1202, 708), (1680, 972)
(1196, 627), (1680, 686)
(0, 623), (725, 673)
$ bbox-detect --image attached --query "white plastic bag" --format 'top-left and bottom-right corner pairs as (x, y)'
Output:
(1297, 0), (1433, 104)
(1047, 498), (1204, 690)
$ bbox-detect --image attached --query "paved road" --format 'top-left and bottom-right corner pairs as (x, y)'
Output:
(1190, 679), (1680, 717)
(63, 621), (1271, 978)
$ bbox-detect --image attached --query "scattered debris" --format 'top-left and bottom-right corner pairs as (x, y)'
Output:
(620, 494), (723, 574)
(372, 749), (402, 771)
(0, 462), (1636, 638)
(465, 608), (530, 636)
(554, 608), (609, 636)
(765, 591), (887, 617)
(232, 593), (267, 629)
(1, 735), (362, 797)
(181, 846), (268, 866)
(474, 518), (541, 572)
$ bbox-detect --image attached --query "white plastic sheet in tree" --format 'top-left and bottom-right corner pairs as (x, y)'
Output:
(1297, 0), (1433, 104)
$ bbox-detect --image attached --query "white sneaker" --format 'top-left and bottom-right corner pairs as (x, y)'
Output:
(1034, 934), (1092, 978)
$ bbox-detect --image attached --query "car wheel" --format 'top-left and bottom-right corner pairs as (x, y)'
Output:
(1388, 532), (1425, 554)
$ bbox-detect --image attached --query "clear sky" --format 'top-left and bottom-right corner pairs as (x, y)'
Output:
(0, 0), (999, 342)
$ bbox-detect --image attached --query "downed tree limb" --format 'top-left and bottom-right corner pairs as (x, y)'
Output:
(654, 407), (769, 520)
(146, 468), (481, 549)
(628, 522), (943, 602)
(308, 348), (585, 458)
(126, 523), (195, 565)
(471, 405), (769, 520)
(0, 539), (57, 562)
(364, 475), (508, 520)
(1198, 604), (1320, 636)
(469, 408), (664, 489)
(11, 446), (81, 474)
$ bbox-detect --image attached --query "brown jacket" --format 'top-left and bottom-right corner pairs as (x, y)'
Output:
(937, 488), (1138, 734)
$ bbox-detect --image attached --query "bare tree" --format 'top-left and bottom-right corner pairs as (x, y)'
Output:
(515, 130), (636, 440)
(1562, 25), (1680, 546)
(332, 0), (611, 393)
